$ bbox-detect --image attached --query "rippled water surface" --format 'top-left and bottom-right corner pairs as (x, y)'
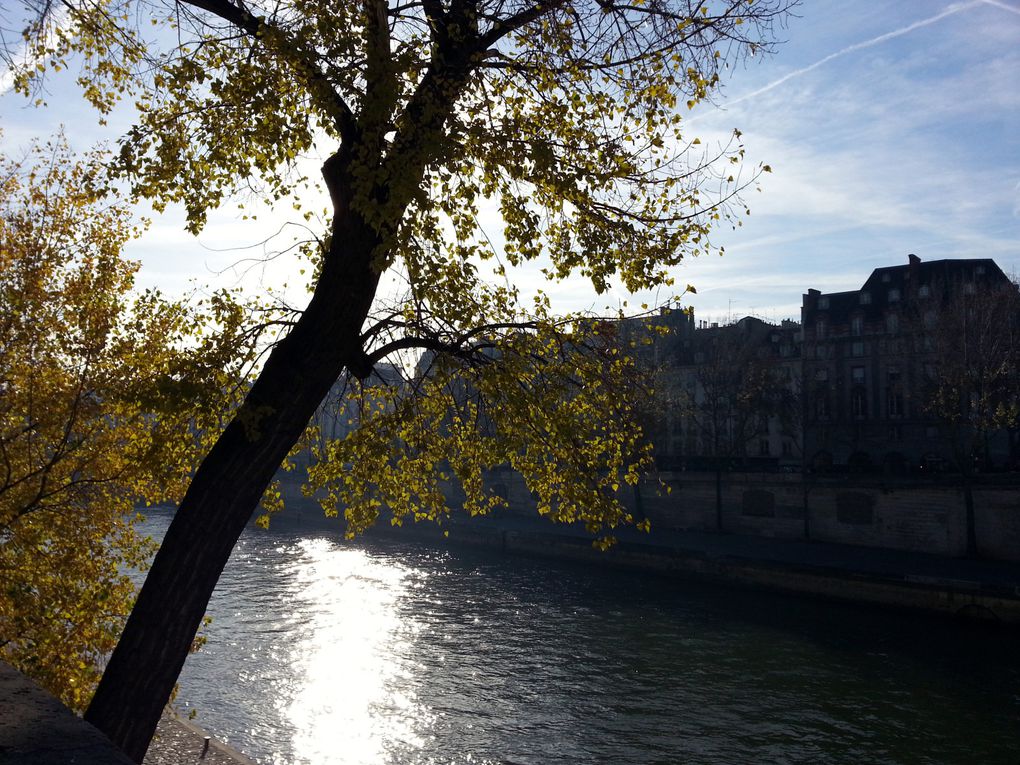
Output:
(139, 511), (1020, 764)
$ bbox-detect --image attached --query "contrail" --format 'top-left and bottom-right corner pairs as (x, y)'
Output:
(720, 0), (985, 109)
(982, 0), (1020, 15)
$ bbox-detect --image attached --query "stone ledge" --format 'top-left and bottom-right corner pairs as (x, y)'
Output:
(0, 662), (255, 765)
(0, 661), (133, 765)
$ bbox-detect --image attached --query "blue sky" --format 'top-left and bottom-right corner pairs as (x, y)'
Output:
(2, 1), (1018, 325)
(678, 0), (1020, 323)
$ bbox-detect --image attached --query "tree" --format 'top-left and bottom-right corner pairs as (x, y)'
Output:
(921, 278), (1020, 556)
(10, 1), (789, 758)
(0, 135), (256, 710)
(774, 372), (813, 537)
(678, 320), (777, 529)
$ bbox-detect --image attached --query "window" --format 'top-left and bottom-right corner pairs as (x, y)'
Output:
(886, 371), (903, 417)
(851, 341), (865, 357)
(918, 284), (931, 298)
(976, 265), (986, 276)
(885, 313), (899, 333)
(923, 310), (936, 329)
(851, 389), (868, 418)
(815, 319), (827, 339)
(815, 368), (829, 382)
(888, 288), (901, 302)
(815, 396), (830, 419)
(782, 441), (793, 457)
(759, 439), (770, 456)
(925, 425), (939, 440)
(881, 273), (891, 283)
(964, 282), (976, 295)
(887, 425), (903, 442)
(852, 366), (866, 384)
(859, 291), (872, 305)
(818, 296), (830, 309)
(887, 389), (904, 417)
(816, 345), (828, 360)
(851, 316), (864, 336)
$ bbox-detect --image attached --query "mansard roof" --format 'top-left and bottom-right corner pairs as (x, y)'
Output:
(861, 256), (1007, 293)
(804, 256), (1012, 327)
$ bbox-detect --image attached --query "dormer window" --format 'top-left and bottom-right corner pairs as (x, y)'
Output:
(888, 288), (900, 302)
(859, 292), (872, 305)
(881, 273), (891, 283)
(818, 296), (829, 309)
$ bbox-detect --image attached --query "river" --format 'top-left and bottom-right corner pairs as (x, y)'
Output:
(137, 510), (1019, 765)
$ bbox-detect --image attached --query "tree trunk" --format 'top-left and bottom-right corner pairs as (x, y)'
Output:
(714, 465), (723, 531)
(801, 474), (810, 540)
(963, 476), (978, 558)
(84, 158), (381, 762)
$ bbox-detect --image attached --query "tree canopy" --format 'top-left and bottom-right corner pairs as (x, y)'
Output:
(6, 0), (790, 759)
(0, 134), (257, 709)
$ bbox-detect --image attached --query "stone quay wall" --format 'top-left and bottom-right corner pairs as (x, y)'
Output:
(634, 472), (1020, 562)
(278, 469), (1020, 562)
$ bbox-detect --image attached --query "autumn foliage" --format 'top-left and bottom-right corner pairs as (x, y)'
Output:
(0, 136), (255, 708)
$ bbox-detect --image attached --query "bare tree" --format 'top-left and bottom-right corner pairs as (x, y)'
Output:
(678, 323), (778, 530)
(921, 279), (1020, 556)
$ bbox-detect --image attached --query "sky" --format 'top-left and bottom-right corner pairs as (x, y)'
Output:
(2, 0), (1018, 326)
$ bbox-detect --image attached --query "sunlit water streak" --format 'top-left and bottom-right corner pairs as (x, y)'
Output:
(138, 511), (1020, 764)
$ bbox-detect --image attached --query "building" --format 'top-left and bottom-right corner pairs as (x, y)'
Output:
(632, 310), (803, 472)
(648, 254), (1019, 475)
(801, 254), (1017, 473)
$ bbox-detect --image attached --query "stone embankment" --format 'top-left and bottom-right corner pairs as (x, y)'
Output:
(0, 661), (253, 765)
(361, 515), (1020, 624)
(275, 470), (1020, 624)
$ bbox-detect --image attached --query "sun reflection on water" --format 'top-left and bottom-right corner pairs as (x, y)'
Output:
(282, 538), (433, 765)
(153, 509), (1020, 765)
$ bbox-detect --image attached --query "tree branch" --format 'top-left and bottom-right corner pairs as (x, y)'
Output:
(177, 0), (358, 139)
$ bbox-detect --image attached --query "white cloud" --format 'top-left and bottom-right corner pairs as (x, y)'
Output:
(719, 1), (984, 112)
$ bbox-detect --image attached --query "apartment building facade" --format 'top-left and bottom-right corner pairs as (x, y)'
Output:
(650, 254), (1019, 475)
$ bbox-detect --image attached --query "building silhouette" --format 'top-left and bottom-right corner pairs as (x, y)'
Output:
(646, 254), (1020, 475)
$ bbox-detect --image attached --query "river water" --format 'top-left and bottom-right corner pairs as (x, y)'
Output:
(138, 510), (1019, 765)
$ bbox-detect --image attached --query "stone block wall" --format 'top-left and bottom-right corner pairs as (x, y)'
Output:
(643, 472), (1019, 561)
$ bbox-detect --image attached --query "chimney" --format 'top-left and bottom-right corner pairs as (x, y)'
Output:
(908, 253), (920, 266)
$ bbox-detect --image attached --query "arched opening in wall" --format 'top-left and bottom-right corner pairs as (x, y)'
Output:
(741, 489), (776, 518)
(836, 491), (875, 525)
(882, 452), (907, 476)
(811, 450), (833, 473)
(848, 451), (873, 474)
(919, 452), (948, 475)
